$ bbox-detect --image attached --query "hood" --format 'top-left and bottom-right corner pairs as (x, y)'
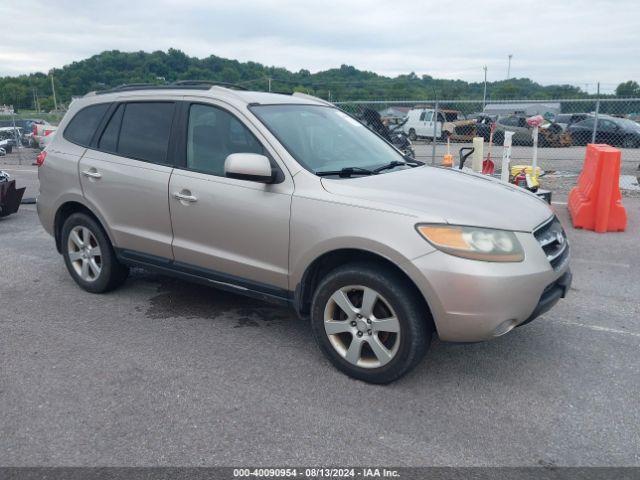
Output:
(321, 166), (553, 232)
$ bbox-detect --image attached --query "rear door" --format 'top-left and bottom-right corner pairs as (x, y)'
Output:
(168, 101), (292, 292)
(79, 101), (176, 259)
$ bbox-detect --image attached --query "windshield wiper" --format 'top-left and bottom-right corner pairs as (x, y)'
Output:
(315, 167), (376, 178)
(372, 159), (421, 173)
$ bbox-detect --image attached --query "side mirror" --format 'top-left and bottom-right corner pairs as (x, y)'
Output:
(224, 153), (275, 183)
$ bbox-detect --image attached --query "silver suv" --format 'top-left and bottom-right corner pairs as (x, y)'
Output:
(37, 83), (571, 384)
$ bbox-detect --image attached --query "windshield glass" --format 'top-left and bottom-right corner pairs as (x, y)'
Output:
(251, 104), (405, 174)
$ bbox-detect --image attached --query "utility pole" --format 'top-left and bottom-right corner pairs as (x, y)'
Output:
(591, 82), (600, 144)
(50, 70), (58, 111)
(507, 54), (513, 79)
(328, 90), (332, 102)
(482, 65), (488, 109)
(268, 77), (272, 92)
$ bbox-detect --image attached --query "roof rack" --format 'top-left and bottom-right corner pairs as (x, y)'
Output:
(94, 80), (248, 95)
(172, 80), (248, 90)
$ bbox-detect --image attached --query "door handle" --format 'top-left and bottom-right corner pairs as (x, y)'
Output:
(173, 191), (198, 203)
(81, 169), (102, 179)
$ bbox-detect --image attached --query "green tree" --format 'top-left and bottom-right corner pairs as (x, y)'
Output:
(615, 81), (640, 97)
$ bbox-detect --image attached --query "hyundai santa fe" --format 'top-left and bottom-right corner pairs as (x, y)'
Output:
(37, 82), (571, 384)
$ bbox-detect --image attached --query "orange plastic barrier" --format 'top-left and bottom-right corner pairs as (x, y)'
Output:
(568, 144), (626, 233)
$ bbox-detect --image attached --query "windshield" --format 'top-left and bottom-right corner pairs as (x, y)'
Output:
(251, 104), (405, 174)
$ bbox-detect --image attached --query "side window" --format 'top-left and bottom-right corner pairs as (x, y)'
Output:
(437, 112), (445, 123)
(580, 118), (595, 129)
(98, 104), (124, 152)
(117, 102), (175, 164)
(64, 103), (111, 146)
(419, 111), (426, 121)
(186, 104), (265, 176)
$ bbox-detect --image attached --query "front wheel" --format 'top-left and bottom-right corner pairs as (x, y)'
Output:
(61, 213), (129, 293)
(408, 129), (417, 141)
(310, 263), (432, 384)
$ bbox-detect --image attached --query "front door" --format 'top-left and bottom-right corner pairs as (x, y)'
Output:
(169, 102), (293, 292)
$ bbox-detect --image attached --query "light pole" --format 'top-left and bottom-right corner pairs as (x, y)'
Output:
(507, 54), (513, 79)
(482, 65), (488, 109)
(50, 69), (58, 111)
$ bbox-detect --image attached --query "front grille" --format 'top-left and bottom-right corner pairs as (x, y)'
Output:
(534, 216), (569, 270)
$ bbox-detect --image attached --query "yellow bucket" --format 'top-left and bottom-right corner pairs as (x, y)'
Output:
(510, 165), (542, 178)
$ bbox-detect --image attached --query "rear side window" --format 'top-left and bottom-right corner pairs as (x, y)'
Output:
(64, 103), (110, 146)
(117, 102), (175, 164)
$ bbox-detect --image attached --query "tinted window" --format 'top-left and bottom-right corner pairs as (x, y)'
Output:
(118, 102), (175, 164)
(576, 118), (595, 129)
(64, 103), (110, 146)
(500, 116), (516, 127)
(599, 119), (617, 131)
(186, 104), (264, 176)
(98, 104), (124, 152)
(556, 114), (571, 123)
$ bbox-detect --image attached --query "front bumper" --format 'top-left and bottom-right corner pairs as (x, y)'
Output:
(404, 230), (571, 342)
(519, 269), (572, 328)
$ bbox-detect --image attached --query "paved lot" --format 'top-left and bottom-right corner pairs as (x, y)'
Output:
(1, 163), (639, 467)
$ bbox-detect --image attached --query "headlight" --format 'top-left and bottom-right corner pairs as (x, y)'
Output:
(416, 224), (524, 262)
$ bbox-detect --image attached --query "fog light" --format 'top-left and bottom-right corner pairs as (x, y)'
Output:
(493, 319), (517, 337)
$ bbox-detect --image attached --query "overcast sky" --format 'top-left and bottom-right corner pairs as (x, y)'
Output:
(0, 0), (638, 93)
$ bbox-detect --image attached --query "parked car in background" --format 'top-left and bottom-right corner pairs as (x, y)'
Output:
(493, 114), (571, 147)
(0, 127), (21, 153)
(0, 119), (48, 146)
(554, 113), (590, 132)
(567, 115), (640, 148)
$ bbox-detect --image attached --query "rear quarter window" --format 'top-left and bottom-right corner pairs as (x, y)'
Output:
(63, 103), (111, 146)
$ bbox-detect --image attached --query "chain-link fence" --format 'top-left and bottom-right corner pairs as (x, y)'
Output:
(336, 98), (640, 195)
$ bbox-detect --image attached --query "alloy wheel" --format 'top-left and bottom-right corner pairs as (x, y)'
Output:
(323, 285), (401, 368)
(67, 226), (102, 282)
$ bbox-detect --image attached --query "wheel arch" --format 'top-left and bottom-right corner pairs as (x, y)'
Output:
(53, 200), (113, 254)
(293, 248), (434, 327)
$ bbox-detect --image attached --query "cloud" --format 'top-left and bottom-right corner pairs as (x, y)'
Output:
(0, 0), (638, 92)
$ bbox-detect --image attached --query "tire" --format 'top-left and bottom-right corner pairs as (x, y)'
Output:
(310, 262), (433, 384)
(493, 131), (504, 146)
(61, 213), (129, 293)
(5, 145), (12, 154)
(408, 129), (417, 141)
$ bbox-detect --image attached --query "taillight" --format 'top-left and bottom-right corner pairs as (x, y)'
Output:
(36, 150), (47, 167)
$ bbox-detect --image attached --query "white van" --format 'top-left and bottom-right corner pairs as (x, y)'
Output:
(401, 108), (446, 140)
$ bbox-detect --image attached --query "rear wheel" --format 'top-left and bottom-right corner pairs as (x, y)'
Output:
(310, 263), (432, 384)
(61, 213), (129, 293)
